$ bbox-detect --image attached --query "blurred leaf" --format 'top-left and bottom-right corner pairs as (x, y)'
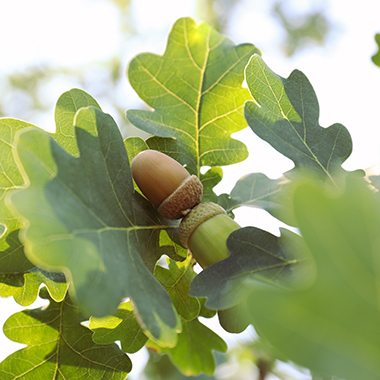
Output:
(10, 106), (180, 346)
(90, 301), (148, 354)
(147, 318), (227, 376)
(248, 175), (380, 380)
(0, 268), (67, 306)
(127, 17), (260, 175)
(0, 119), (36, 273)
(244, 55), (352, 185)
(143, 350), (219, 380)
(190, 227), (308, 310)
(0, 288), (131, 379)
(218, 302), (250, 334)
(372, 33), (380, 67)
(155, 256), (200, 321)
(272, 2), (331, 57)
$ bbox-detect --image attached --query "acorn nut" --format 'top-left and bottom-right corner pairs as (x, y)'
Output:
(179, 202), (240, 268)
(131, 150), (203, 219)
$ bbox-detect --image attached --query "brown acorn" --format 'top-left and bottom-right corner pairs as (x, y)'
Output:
(131, 150), (203, 219)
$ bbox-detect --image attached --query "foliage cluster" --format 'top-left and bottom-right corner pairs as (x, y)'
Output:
(0, 17), (380, 380)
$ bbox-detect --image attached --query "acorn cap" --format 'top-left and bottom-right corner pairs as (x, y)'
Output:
(158, 175), (203, 219)
(179, 202), (227, 248)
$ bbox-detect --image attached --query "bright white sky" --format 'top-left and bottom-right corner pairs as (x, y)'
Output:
(0, 0), (380, 377)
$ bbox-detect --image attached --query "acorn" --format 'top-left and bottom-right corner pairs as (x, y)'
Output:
(131, 150), (203, 219)
(179, 202), (240, 268)
(179, 202), (247, 334)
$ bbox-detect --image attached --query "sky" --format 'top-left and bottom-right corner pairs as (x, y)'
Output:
(0, 0), (380, 378)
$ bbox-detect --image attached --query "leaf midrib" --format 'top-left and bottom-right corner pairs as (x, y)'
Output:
(253, 58), (338, 187)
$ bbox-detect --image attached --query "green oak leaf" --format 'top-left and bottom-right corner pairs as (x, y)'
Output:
(127, 17), (260, 176)
(218, 173), (291, 223)
(10, 106), (181, 346)
(90, 301), (148, 354)
(0, 268), (67, 306)
(190, 227), (308, 310)
(54, 88), (101, 155)
(0, 119), (36, 273)
(0, 288), (131, 379)
(0, 89), (100, 275)
(244, 55), (352, 184)
(201, 166), (223, 203)
(158, 230), (187, 262)
(372, 33), (380, 68)
(124, 136), (149, 164)
(248, 175), (380, 380)
(147, 318), (227, 376)
(155, 256), (200, 321)
(143, 350), (221, 380)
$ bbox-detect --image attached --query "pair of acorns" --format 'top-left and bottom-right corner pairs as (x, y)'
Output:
(131, 150), (240, 269)
(132, 150), (250, 333)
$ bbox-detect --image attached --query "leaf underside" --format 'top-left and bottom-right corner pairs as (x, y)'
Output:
(0, 288), (131, 380)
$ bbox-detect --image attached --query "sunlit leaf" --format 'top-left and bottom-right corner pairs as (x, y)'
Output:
(90, 301), (148, 354)
(0, 119), (36, 273)
(0, 268), (67, 306)
(155, 256), (200, 321)
(147, 318), (227, 376)
(10, 106), (180, 346)
(54, 88), (101, 155)
(127, 17), (260, 175)
(0, 89), (100, 280)
(0, 288), (131, 379)
(248, 175), (380, 380)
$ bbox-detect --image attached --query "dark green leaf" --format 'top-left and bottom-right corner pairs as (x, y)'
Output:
(0, 288), (131, 379)
(372, 33), (380, 68)
(90, 301), (148, 354)
(248, 175), (380, 380)
(10, 106), (180, 346)
(147, 318), (227, 376)
(244, 55), (352, 184)
(155, 256), (200, 321)
(127, 17), (260, 175)
(190, 227), (307, 310)
(218, 173), (291, 223)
